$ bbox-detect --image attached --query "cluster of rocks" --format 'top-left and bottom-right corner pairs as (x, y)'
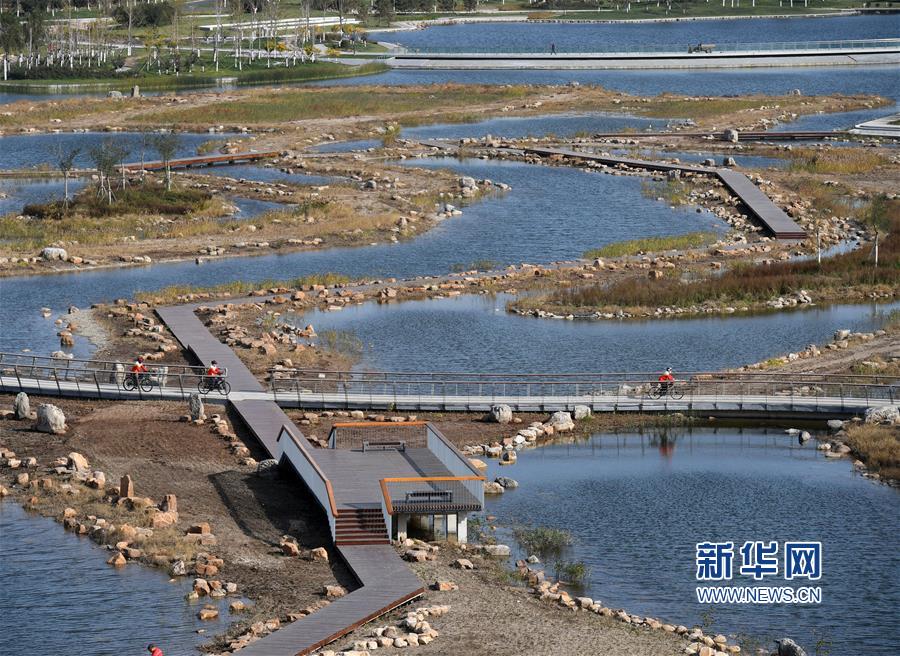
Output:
(278, 534), (329, 562)
(465, 409), (584, 479)
(100, 299), (179, 361)
(517, 561), (741, 655)
(1, 393), (68, 435)
(742, 327), (889, 370)
(179, 403), (258, 468)
(314, 604), (449, 655)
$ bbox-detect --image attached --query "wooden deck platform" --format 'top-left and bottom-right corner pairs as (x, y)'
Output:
(154, 303), (428, 655)
(123, 150), (281, 172)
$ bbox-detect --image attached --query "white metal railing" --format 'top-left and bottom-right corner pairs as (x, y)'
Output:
(388, 38), (900, 56)
(0, 351), (229, 400)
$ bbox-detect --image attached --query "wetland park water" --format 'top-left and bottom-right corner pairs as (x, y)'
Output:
(0, 502), (242, 656)
(480, 427), (900, 655)
(372, 15), (897, 53)
(1, 156), (726, 357)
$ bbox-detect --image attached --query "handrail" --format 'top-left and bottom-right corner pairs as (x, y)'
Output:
(379, 476), (485, 515)
(0, 351), (223, 377)
(332, 421), (429, 427)
(277, 425), (339, 519)
(268, 366), (895, 384)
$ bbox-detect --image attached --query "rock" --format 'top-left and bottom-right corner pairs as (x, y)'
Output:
(41, 247), (68, 261)
(482, 544), (510, 557)
(119, 474), (134, 498)
(256, 459), (279, 477)
(826, 419), (844, 431)
(724, 128), (739, 143)
(404, 549), (429, 562)
(798, 431), (811, 443)
(35, 404), (67, 434)
(573, 405), (591, 420)
(310, 547), (329, 562)
(170, 560), (187, 576)
(198, 605), (219, 620)
(459, 176), (477, 190)
(160, 494), (177, 513)
(14, 393), (30, 419)
(499, 450), (517, 465)
(188, 522), (211, 535)
(775, 638), (807, 656)
(189, 394), (205, 422)
(483, 481), (505, 495)
(548, 411), (575, 432)
(229, 600), (246, 613)
(67, 452), (89, 471)
(865, 405), (899, 425)
(495, 476), (518, 489)
(107, 552), (127, 567)
(432, 580), (458, 591)
(468, 458), (487, 472)
(833, 329), (851, 341)
(324, 584), (347, 598)
(452, 558), (475, 570)
(488, 404), (512, 424)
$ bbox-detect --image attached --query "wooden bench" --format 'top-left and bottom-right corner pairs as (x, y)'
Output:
(363, 440), (406, 452)
(404, 490), (452, 504)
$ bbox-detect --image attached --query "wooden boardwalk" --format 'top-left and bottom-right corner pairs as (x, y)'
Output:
(123, 150), (281, 173)
(520, 146), (806, 239)
(154, 303), (425, 655)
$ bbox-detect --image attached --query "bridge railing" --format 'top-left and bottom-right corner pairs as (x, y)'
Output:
(269, 368), (898, 408)
(391, 38), (900, 56)
(0, 351), (227, 401)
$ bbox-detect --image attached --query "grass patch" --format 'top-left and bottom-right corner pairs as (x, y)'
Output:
(554, 559), (590, 587)
(842, 424), (900, 481)
(513, 526), (573, 561)
(552, 210), (900, 313)
(137, 84), (532, 126)
(789, 148), (888, 175)
(22, 184), (211, 220)
(585, 231), (720, 259)
(136, 272), (351, 304)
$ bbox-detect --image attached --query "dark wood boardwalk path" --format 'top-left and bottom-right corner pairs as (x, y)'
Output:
(157, 304), (425, 655)
(520, 146), (806, 239)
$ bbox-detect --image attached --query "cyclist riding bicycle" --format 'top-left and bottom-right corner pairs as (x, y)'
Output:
(658, 367), (675, 393)
(130, 356), (148, 383)
(205, 360), (223, 387)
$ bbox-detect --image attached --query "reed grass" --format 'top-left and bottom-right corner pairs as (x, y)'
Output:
(584, 231), (719, 259)
(789, 148), (887, 175)
(842, 425), (900, 481)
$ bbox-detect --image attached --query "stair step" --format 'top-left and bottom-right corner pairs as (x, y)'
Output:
(336, 529), (388, 536)
(336, 539), (391, 545)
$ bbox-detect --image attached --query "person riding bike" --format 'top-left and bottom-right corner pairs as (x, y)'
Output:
(658, 367), (675, 393)
(130, 356), (148, 384)
(205, 360), (223, 388)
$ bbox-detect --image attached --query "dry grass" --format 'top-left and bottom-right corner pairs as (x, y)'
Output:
(842, 424), (900, 481)
(135, 85), (532, 127)
(135, 272), (351, 305)
(789, 148), (888, 175)
(584, 231), (719, 259)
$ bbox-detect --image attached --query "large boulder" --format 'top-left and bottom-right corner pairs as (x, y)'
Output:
(573, 405), (592, 420)
(189, 393), (205, 422)
(14, 392), (30, 420)
(548, 411), (575, 432)
(41, 247), (68, 261)
(864, 405), (899, 425)
(488, 404), (512, 424)
(775, 638), (808, 656)
(256, 459), (279, 477)
(35, 404), (67, 434)
(482, 544), (510, 557)
(67, 452), (89, 471)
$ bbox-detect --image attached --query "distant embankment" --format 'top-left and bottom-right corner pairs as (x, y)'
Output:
(387, 39), (900, 70)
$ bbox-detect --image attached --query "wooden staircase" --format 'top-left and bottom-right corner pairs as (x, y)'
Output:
(335, 508), (390, 546)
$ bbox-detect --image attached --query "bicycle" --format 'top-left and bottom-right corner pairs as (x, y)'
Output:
(647, 381), (685, 400)
(199, 377), (231, 396)
(123, 372), (154, 393)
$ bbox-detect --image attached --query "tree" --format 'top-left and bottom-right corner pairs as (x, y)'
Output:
(865, 194), (892, 268)
(374, 0), (394, 24)
(55, 144), (80, 211)
(151, 131), (181, 191)
(462, 0), (476, 10)
(89, 138), (128, 204)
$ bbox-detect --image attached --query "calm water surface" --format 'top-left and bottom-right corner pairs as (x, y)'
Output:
(291, 294), (898, 373)
(482, 427), (900, 655)
(0, 501), (239, 656)
(0, 157), (722, 357)
(372, 16), (897, 53)
(0, 132), (227, 170)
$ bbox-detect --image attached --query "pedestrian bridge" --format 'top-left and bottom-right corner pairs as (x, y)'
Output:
(1, 353), (896, 419)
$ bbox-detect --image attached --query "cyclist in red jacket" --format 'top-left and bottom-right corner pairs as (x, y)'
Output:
(658, 367), (675, 393)
(147, 645), (164, 656)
